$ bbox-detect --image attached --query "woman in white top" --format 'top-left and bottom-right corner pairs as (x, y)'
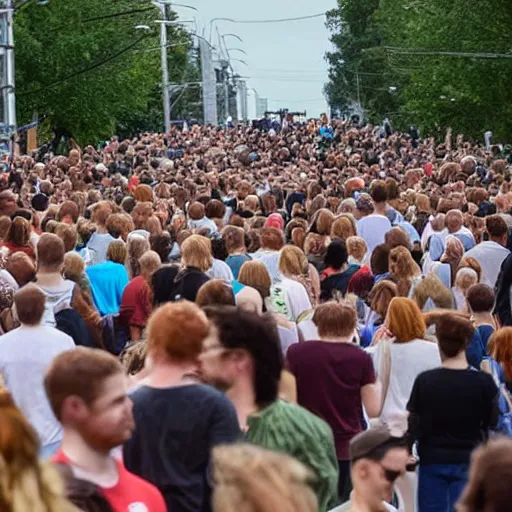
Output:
(370, 297), (441, 422)
(237, 260), (300, 353)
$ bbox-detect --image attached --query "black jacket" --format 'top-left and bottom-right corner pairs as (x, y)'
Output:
(171, 266), (210, 302)
(494, 253), (512, 326)
(320, 264), (360, 302)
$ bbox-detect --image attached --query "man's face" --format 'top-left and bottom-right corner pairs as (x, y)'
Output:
(198, 325), (236, 392)
(77, 374), (134, 452)
(131, 206), (150, 229)
(358, 447), (409, 504)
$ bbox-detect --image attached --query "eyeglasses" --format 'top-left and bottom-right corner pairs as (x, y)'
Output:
(380, 466), (402, 484)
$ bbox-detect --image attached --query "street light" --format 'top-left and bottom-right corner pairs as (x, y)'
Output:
(230, 58), (248, 66)
(222, 33), (244, 43)
(207, 18), (235, 42)
(151, 1), (199, 132)
(225, 48), (247, 56)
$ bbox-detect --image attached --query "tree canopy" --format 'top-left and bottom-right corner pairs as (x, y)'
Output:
(325, 0), (512, 141)
(14, 0), (195, 144)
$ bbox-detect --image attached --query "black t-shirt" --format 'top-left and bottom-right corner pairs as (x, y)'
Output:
(123, 384), (240, 512)
(407, 368), (498, 465)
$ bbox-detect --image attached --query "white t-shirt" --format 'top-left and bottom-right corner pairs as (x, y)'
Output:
(464, 241), (510, 288)
(278, 323), (299, 355)
(357, 215), (392, 255)
(331, 499), (397, 512)
(0, 325), (75, 446)
(208, 259), (234, 284)
(278, 277), (312, 322)
(251, 250), (280, 283)
(369, 339), (441, 422)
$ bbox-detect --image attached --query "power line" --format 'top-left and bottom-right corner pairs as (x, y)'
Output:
(221, 12), (325, 24)
(77, 7), (155, 24)
(384, 47), (512, 59)
(248, 76), (325, 83)
(267, 98), (326, 103)
(18, 35), (150, 96)
(252, 68), (326, 73)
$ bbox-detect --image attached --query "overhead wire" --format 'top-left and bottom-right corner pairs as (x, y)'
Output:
(18, 35), (151, 96)
(219, 12), (326, 24)
(76, 7), (156, 25)
(384, 47), (512, 59)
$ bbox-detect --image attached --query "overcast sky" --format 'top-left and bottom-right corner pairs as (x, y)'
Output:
(173, 0), (337, 118)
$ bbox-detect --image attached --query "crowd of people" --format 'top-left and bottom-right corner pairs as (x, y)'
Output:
(1, 117), (512, 511)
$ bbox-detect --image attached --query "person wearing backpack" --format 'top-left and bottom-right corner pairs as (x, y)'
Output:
(34, 234), (103, 347)
(482, 327), (512, 436)
(407, 313), (499, 512)
(0, 285), (75, 458)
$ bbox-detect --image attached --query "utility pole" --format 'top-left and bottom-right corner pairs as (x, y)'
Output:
(356, 72), (361, 107)
(224, 76), (229, 121)
(158, 1), (171, 132)
(0, 0), (16, 136)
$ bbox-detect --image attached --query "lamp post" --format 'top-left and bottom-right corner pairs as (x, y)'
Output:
(225, 47), (247, 56)
(153, 1), (198, 132)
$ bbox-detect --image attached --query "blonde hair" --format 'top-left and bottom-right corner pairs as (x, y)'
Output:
(63, 252), (85, 282)
(127, 234), (150, 278)
(212, 443), (317, 512)
(369, 280), (398, 318)
(0, 389), (78, 512)
(346, 236), (367, 264)
(330, 215), (356, 241)
(389, 246), (421, 296)
(238, 260), (272, 300)
(181, 235), (213, 272)
(455, 268), (478, 293)
(107, 240), (127, 265)
(279, 245), (308, 277)
(413, 272), (453, 310)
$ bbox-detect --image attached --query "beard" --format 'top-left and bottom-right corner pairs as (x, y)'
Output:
(198, 371), (233, 393)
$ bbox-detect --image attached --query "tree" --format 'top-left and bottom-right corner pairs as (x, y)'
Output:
(326, 0), (512, 141)
(14, 0), (192, 144)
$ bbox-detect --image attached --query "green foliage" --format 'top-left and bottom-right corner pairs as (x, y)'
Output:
(326, 0), (512, 141)
(14, 0), (194, 144)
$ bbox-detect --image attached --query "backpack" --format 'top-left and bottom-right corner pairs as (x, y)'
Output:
(489, 358), (512, 437)
(55, 308), (93, 348)
(101, 314), (129, 356)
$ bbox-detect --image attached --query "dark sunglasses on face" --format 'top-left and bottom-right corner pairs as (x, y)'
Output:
(381, 467), (402, 483)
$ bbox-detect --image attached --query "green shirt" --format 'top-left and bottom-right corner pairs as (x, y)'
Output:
(246, 400), (339, 512)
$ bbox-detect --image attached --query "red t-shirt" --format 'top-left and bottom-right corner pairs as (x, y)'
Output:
(53, 450), (166, 512)
(119, 276), (152, 328)
(286, 341), (375, 460)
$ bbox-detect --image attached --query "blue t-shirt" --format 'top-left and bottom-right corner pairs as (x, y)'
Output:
(476, 325), (495, 354)
(86, 261), (129, 316)
(226, 254), (252, 280)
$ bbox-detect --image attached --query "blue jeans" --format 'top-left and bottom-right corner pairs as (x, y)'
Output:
(418, 463), (469, 512)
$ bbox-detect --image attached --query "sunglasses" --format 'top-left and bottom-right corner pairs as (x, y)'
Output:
(381, 466), (402, 484)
